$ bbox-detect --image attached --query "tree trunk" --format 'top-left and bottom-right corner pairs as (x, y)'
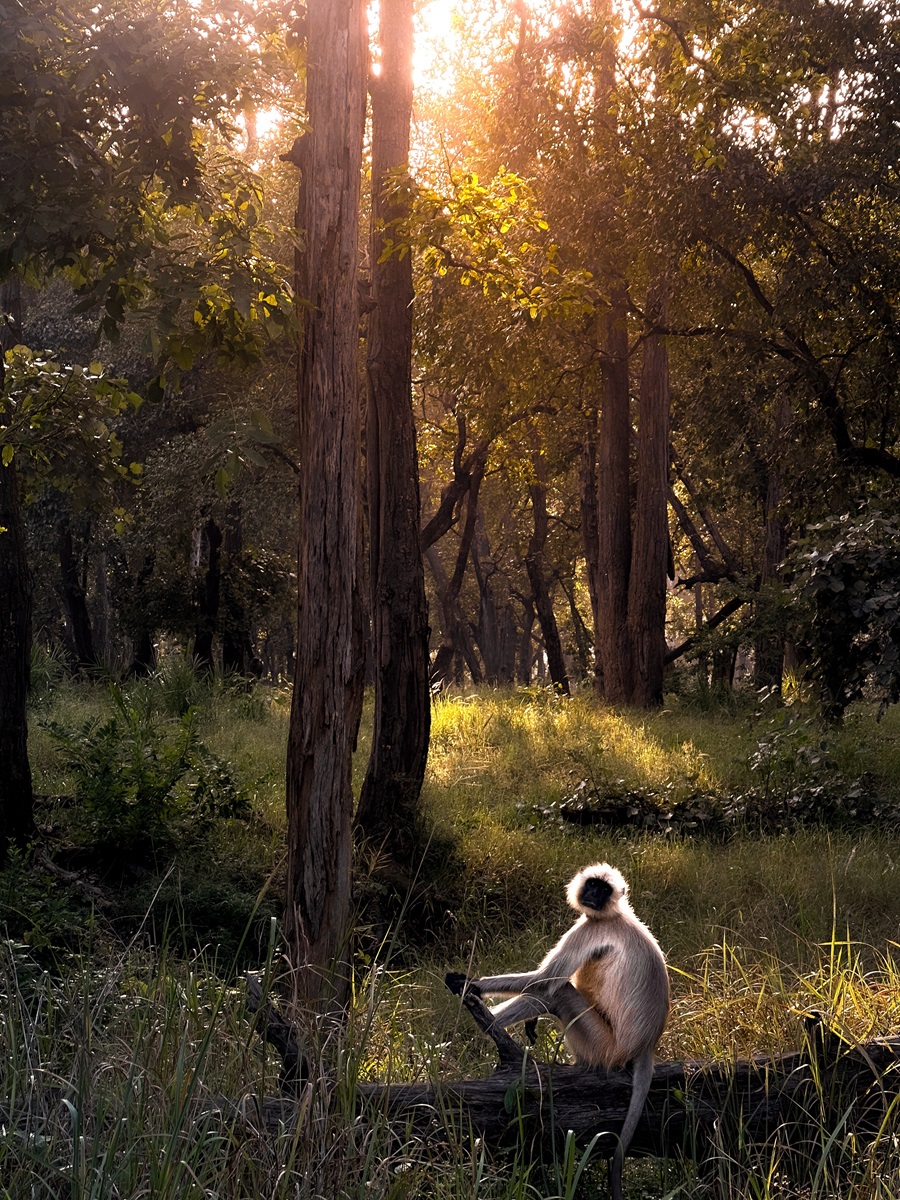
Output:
(517, 598), (536, 683)
(285, 0), (367, 1012)
(222, 499), (250, 677)
(125, 551), (156, 676)
(472, 513), (515, 685)
(425, 460), (485, 687)
(595, 289), (632, 702)
(57, 505), (97, 672)
(579, 411), (604, 695)
(355, 0), (431, 865)
(754, 394), (790, 692)
(193, 518), (222, 672)
(525, 459), (569, 695)
(626, 281), (671, 707)
(0, 276), (35, 863)
(94, 553), (110, 665)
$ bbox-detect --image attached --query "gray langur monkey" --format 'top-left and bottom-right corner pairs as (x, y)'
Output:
(446, 863), (669, 1200)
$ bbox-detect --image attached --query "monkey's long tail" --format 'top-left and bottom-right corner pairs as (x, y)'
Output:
(610, 1052), (654, 1200)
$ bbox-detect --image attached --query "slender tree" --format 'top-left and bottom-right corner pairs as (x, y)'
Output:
(0, 277), (35, 863)
(284, 0), (368, 1009)
(354, 0), (431, 868)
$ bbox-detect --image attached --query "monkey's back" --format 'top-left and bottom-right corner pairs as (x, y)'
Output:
(571, 915), (669, 1067)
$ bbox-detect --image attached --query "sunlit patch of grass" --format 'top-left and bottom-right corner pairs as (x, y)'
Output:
(427, 689), (752, 824)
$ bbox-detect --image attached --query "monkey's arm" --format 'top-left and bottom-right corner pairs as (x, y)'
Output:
(472, 923), (597, 997)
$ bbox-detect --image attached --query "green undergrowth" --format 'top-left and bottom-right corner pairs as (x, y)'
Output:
(5, 679), (900, 1196)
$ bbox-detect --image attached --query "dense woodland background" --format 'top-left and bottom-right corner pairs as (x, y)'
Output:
(4, 0), (900, 1197)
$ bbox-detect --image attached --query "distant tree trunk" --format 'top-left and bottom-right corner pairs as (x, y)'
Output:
(472, 513), (515, 685)
(0, 276), (35, 863)
(517, 598), (536, 683)
(626, 281), (670, 707)
(355, 0), (431, 866)
(222, 499), (255, 677)
(595, 289), (632, 702)
(57, 505), (97, 672)
(754, 394), (790, 692)
(579, 410), (603, 695)
(284, 0), (367, 1012)
(125, 551), (156, 676)
(525, 456), (569, 695)
(94, 553), (111, 665)
(425, 459), (485, 688)
(193, 518), (222, 671)
(557, 570), (592, 679)
(585, 281), (672, 707)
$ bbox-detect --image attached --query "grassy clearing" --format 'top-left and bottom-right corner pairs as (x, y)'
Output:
(5, 680), (900, 1197)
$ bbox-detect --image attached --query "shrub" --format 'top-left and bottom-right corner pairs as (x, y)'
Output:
(43, 686), (250, 863)
(790, 511), (900, 720)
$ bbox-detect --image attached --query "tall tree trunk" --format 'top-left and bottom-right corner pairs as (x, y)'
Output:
(355, 0), (431, 864)
(57, 504), (97, 672)
(754, 394), (790, 692)
(595, 289), (632, 702)
(472, 513), (515, 685)
(0, 276), (35, 863)
(517, 598), (536, 683)
(285, 0), (367, 1012)
(425, 459), (485, 688)
(222, 499), (247, 676)
(94, 553), (110, 665)
(579, 410), (604, 695)
(194, 518), (222, 672)
(626, 281), (671, 707)
(525, 457), (569, 696)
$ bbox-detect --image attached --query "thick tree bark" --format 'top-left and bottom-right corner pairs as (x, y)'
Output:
(0, 276), (35, 863)
(626, 282), (671, 707)
(355, 0), (431, 863)
(284, 0), (367, 1012)
(525, 457), (569, 695)
(595, 289), (632, 702)
(57, 506), (97, 672)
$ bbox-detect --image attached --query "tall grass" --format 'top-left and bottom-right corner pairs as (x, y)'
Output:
(6, 680), (900, 1197)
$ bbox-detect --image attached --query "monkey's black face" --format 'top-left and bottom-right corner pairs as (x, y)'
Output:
(579, 876), (613, 913)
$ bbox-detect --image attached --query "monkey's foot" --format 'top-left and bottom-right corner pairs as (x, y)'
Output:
(445, 972), (482, 999)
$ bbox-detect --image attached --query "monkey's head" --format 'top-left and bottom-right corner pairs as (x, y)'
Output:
(566, 863), (627, 919)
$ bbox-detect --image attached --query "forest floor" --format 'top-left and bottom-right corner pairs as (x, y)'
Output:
(3, 668), (900, 1199)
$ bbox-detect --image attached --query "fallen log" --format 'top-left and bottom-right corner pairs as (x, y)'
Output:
(235, 978), (900, 1164)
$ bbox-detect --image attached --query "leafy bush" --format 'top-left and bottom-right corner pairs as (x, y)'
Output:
(43, 686), (250, 862)
(542, 709), (897, 838)
(28, 642), (68, 708)
(790, 512), (900, 720)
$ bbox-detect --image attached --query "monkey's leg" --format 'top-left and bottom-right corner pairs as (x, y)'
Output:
(549, 982), (619, 1065)
(486, 992), (551, 1031)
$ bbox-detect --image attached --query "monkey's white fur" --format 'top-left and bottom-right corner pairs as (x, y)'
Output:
(469, 863), (669, 1200)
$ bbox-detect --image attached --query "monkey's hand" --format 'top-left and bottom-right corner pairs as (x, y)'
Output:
(445, 972), (482, 999)
(524, 1018), (538, 1045)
